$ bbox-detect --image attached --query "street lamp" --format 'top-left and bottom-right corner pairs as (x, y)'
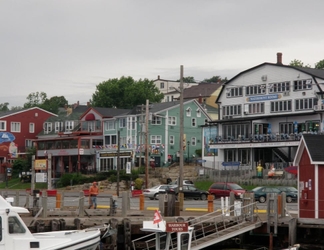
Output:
(187, 141), (190, 164)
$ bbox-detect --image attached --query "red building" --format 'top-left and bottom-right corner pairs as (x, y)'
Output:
(294, 134), (324, 219)
(0, 108), (56, 176)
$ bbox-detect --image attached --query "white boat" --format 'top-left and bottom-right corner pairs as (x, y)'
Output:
(0, 195), (101, 250)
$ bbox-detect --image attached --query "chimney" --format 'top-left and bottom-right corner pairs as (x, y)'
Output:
(198, 94), (202, 104)
(277, 52), (283, 65)
(158, 75), (160, 80)
(87, 102), (90, 106)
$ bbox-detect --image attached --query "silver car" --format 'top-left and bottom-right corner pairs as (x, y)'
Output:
(143, 184), (176, 200)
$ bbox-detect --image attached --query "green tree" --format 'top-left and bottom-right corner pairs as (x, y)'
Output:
(203, 76), (228, 83)
(289, 59), (311, 68)
(91, 76), (163, 109)
(315, 59), (324, 69)
(41, 96), (68, 114)
(24, 92), (47, 108)
(0, 102), (9, 111)
(177, 76), (196, 83)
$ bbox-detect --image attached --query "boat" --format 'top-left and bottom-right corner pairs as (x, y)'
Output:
(0, 195), (101, 250)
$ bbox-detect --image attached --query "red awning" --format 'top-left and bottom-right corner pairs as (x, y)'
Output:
(284, 166), (298, 176)
(85, 113), (95, 121)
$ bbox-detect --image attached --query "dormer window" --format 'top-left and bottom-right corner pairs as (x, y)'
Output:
(43, 122), (52, 134)
(196, 109), (201, 117)
(186, 107), (192, 117)
(55, 121), (64, 132)
(65, 121), (74, 131)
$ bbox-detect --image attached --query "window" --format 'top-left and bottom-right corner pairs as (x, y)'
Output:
(65, 121), (74, 131)
(160, 82), (164, 89)
(29, 123), (35, 133)
(54, 122), (63, 132)
(105, 120), (115, 130)
(44, 122), (52, 133)
(25, 139), (33, 148)
(293, 79), (312, 91)
(196, 109), (201, 117)
(11, 122), (21, 133)
(105, 135), (117, 145)
(222, 104), (242, 117)
(128, 117), (136, 130)
(270, 100), (292, 112)
(119, 118), (126, 128)
(186, 107), (191, 117)
(191, 118), (197, 127)
(269, 81), (290, 93)
(0, 121), (6, 131)
(8, 216), (26, 234)
(151, 135), (162, 144)
(151, 116), (162, 125)
(244, 103), (265, 114)
(169, 135), (174, 145)
(191, 137), (196, 146)
(279, 122), (293, 134)
(245, 84), (266, 96)
(226, 87), (243, 97)
(295, 98), (317, 111)
(168, 116), (176, 125)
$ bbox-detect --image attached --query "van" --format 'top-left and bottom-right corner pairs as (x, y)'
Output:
(208, 182), (246, 199)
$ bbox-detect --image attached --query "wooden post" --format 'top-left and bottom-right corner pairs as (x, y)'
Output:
(122, 192), (127, 217)
(208, 195), (214, 212)
(139, 194), (144, 210)
(15, 191), (19, 206)
(56, 193), (61, 209)
(42, 194), (48, 218)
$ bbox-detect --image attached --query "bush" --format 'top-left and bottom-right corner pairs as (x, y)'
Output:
(134, 178), (144, 190)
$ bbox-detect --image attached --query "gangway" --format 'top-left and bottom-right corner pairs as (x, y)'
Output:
(132, 201), (262, 250)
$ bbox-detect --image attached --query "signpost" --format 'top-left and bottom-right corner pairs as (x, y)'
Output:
(166, 222), (188, 232)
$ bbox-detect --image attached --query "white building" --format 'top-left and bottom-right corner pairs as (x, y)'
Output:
(203, 53), (324, 172)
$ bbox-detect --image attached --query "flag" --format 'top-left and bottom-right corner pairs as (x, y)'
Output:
(153, 210), (162, 224)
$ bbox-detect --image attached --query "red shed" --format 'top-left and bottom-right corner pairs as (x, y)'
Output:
(294, 134), (324, 219)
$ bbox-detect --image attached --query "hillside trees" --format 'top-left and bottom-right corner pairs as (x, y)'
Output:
(91, 76), (164, 109)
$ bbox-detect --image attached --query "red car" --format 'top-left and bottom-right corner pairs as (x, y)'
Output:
(208, 182), (246, 199)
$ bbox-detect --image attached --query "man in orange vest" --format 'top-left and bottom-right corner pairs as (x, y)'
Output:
(88, 182), (99, 209)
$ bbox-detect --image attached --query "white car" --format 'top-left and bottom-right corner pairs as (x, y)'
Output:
(171, 179), (194, 186)
(143, 185), (177, 200)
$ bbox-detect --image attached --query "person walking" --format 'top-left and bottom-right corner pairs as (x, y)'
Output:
(88, 181), (99, 209)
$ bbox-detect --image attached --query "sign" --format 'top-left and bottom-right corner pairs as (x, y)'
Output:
(196, 159), (206, 163)
(79, 148), (84, 155)
(36, 173), (47, 183)
(100, 151), (132, 157)
(248, 94), (279, 102)
(126, 162), (131, 174)
(35, 159), (47, 170)
(222, 161), (240, 167)
(166, 222), (188, 232)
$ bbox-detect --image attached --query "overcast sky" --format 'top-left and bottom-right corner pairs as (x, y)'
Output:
(1, 1), (324, 107)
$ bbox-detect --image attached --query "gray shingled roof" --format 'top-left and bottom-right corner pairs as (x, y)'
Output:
(183, 83), (223, 99)
(302, 134), (324, 162)
(92, 107), (131, 117)
(128, 101), (180, 115)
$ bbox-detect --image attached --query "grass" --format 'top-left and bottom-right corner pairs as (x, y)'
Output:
(195, 180), (257, 191)
(0, 178), (48, 190)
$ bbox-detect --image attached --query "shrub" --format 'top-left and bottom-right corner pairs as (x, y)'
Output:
(134, 178), (144, 190)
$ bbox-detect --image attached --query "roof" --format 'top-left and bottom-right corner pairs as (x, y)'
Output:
(182, 83), (223, 99)
(216, 62), (324, 103)
(91, 107), (131, 117)
(0, 107), (57, 119)
(294, 134), (324, 165)
(300, 134), (324, 162)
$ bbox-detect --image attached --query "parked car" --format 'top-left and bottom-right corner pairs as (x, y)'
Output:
(169, 185), (209, 200)
(143, 185), (176, 200)
(251, 186), (281, 203)
(275, 186), (298, 203)
(208, 182), (246, 199)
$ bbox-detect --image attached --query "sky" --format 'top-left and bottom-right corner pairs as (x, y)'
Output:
(1, 1), (324, 108)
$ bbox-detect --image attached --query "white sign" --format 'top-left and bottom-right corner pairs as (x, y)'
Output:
(79, 148), (84, 155)
(126, 162), (131, 174)
(36, 173), (47, 183)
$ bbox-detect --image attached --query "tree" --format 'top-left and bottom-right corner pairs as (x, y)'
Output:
(24, 92), (47, 108)
(203, 76), (228, 83)
(0, 102), (9, 111)
(177, 76), (196, 83)
(91, 76), (164, 109)
(289, 59), (311, 68)
(41, 96), (68, 114)
(315, 59), (324, 69)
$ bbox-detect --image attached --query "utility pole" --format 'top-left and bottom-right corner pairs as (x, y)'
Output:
(145, 99), (149, 189)
(139, 104), (145, 169)
(117, 130), (120, 197)
(47, 153), (52, 190)
(179, 65), (184, 211)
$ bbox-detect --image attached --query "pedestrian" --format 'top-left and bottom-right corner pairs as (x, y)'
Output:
(88, 181), (99, 209)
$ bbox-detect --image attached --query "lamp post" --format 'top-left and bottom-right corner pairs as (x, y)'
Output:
(187, 141), (190, 164)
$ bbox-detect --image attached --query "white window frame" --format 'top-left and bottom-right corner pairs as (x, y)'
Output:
(0, 121), (6, 131)
(105, 120), (115, 130)
(151, 135), (162, 144)
(65, 121), (74, 131)
(196, 109), (201, 117)
(169, 135), (174, 145)
(11, 122), (21, 132)
(151, 116), (162, 125)
(29, 123), (35, 133)
(186, 107), (192, 117)
(25, 139), (33, 148)
(54, 121), (63, 132)
(44, 122), (52, 133)
(168, 116), (177, 125)
(119, 118), (126, 128)
(191, 137), (196, 146)
(160, 82), (164, 89)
